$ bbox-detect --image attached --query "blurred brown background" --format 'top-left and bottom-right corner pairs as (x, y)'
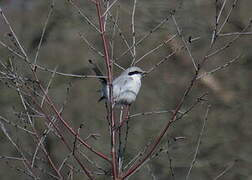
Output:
(0, 0), (252, 179)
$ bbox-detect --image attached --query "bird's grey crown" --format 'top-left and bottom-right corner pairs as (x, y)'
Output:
(122, 66), (145, 76)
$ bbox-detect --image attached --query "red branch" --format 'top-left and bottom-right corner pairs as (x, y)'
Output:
(32, 72), (95, 179)
(95, 0), (118, 179)
(122, 70), (199, 179)
(38, 85), (110, 162)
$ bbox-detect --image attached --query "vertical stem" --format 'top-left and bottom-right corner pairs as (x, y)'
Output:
(95, 0), (118, 179)
(130, 0), (137, 66)
(118, 107), (124, 174)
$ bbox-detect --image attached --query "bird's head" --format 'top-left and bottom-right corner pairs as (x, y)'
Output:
(124, 67), (146, 78)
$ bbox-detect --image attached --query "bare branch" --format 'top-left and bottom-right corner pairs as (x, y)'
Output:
(213, 160), (236, 180)
(69, 0), (101, 34)
(185, 105), (211, 180)
(34, 1), (54, 65)
(171, 14), (197, 70)
(116, 15), (171, 61)
(130, 0), (137, 65)
(0, 9), (29, 60)
(135, 33), (177, 65)
(197, 54), (241, 80)
(102, 0), (120, 17)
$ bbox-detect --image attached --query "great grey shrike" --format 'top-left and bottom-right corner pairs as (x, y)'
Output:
(89, 60), (145, 106)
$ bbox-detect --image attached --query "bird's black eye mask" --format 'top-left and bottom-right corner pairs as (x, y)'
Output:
(128, 71), (142, 76)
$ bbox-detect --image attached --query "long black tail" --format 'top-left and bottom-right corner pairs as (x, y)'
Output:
(88, 59), (107, 85)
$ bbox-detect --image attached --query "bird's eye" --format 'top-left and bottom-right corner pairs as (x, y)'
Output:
(128, 71), (141, 75)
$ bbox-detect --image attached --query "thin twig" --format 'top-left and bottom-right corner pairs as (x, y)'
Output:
(36, 64), (107, 79)
(102, 0), (120, 17)
(0, 9), (29, 61)
(0, 121), (37, 179)
(217, 0), (238, 34)
(0, 115), (35, 135)
(135, 33), (177, 65)
(124, 142), (151, 170)
(216, 0), (227, 26)
(79, 33), (105, 57)
(146, 164), (157, 180)
(213, 160), (236, 180)
(129, 109), (184, 118)
(130, 0), (137, 65)
(185, 105), (211, 180)
(0, 40), (25, 60)
(116, 15), (171, 61)
(205, 21), (251, 60)
(69, 0), (101, 33)
(0, 42), (106, 79)
(197, 54), (241, 80)
(41, 66), (57, 107)
(211, 0), (227, 46)
(103, 1), (110, 31)
(118, 107), (124, 174)
(108, 10), (135, 59)
(219, 31), (252, 36)
(110, 7), (119, 62)
(171, 14), (197, 70)
(34, 1), (54, 65)
(146, 46), (184, 74)
(166, 140), (175, 180)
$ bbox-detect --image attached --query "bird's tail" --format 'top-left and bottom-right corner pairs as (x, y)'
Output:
(88, 59), (107, 85)
(89, 59), (107, 102)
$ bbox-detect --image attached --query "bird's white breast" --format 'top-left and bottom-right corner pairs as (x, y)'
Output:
(113, 74), (142, 105)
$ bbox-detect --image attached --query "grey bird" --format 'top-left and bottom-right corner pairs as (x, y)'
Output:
(89, 60), (145, 105)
